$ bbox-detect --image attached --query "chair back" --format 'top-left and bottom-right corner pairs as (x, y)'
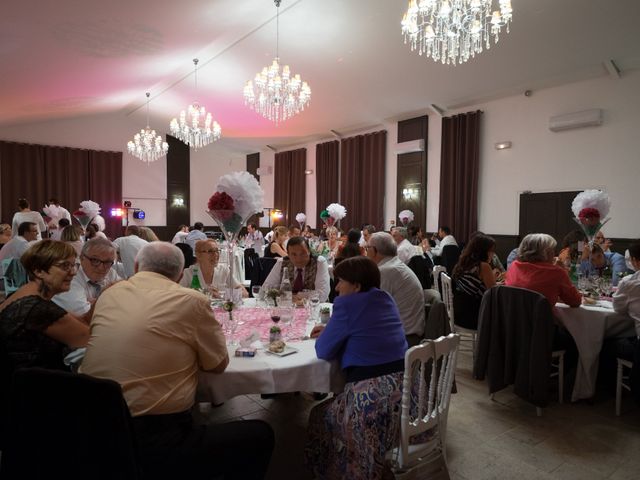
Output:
(397, 333), (460, 469)
(441, 244), (461, 274)
(249, 257), (277, 290)
(1, 368), (140, 479)
(174, 243), (195, 268)
(432, 265), (447, 296)
(1, 258), (28, 297)
(440, 273), (455, 332)
(407, 255), (433, 290)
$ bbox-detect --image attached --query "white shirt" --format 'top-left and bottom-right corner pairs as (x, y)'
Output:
(0, 236), (33, 263)
(397, 239), (417, 265)
(264, 230), (275, 244)
(431, 234), (458, 257)
(378, 256), (425, 337)
(58, 206), (72, 222)
(245, 230), (264, 251)
(53, 266), (121, 316)
(171, 231), (189, 244)
(12, 211), (47, 241)
(185, 230), (208, 251)
(261, 256), (330, 302)
(613, 270), (640, 337)
(113, 235), (148, 278)
(179, 263), (237, 290)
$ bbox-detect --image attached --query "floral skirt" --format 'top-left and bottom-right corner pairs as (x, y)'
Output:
(305, 371), (403, 480)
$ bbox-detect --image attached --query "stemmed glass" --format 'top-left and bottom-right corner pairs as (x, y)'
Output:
(251, 285), (262, 306)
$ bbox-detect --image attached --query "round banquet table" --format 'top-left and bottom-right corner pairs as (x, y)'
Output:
(197, 302), (344, 404)
(555, 300), (635, 401)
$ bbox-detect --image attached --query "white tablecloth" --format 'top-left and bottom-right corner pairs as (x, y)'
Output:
(556, 302), (635, 401)
(197, 340), (345, 404)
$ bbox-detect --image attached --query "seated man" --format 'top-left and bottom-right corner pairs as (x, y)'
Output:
(426, 225), (458, 258)
(579, 243), (630, 286)
(391, 227), (416, 265)
(261, 236), (330, 302)
(185, 222), (207, 251)
(112, 225), (148, 279)
(244, 222), (264, 251)
(602, 240), (640, 402)
(53, 238), (121, 321)
(80, 242), (274, 479)
(0, 222), (38, 263)
(170, 224), (189, 244)
(366, 232), (425, 346)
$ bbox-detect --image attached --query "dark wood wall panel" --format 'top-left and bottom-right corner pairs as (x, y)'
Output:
(166, 134), (190, 229)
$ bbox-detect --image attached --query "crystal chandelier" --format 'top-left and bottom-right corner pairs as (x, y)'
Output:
(401, 0), (513, 65)
(170, 58), (221, 149)
(127, 92), (169, 164)
(243, 0), (311, 124)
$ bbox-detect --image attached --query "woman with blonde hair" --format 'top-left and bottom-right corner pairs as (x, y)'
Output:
(323, 226), (342, 260)
(137, 226), (159, 242)
(61, 225), (84, 256)
(0, 224), (12, 249)
(265, 226), (288, 258)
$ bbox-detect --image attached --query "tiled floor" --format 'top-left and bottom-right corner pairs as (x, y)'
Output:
(194, 350), (640, 479)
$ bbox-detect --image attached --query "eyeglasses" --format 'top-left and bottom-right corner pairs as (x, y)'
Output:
(197, 249), (220, 254)
(53, 261), (79, 273)
(82, 254), (115, 268)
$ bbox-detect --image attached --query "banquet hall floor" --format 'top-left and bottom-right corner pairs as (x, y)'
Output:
(194, 350), (640, 480)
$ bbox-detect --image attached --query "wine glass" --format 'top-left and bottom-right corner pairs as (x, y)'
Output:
(280, 307), (294, 340)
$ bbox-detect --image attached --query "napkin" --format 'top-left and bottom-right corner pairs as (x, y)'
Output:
(240, 331), (260, 348)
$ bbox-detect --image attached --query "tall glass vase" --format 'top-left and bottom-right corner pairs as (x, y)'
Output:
(574, 216), (611, 248)
(206, 209), (252, 302)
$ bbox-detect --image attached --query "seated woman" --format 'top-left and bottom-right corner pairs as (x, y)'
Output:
(335, 228), (364, 262)
(506, 233), (581, 377)
(61, 225), (84, 256)
(180, 239), (248, 297)
(322, 226), (342, 261)
(302, 225), (315, 239)
(506, 233), (582, 308)
(0, 240), (90, 378)
(264, 226), (288, 258)
(306, 256), (407, 480)
(451, 233), (497, 330)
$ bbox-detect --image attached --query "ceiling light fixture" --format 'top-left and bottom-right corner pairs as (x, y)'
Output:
(401, 0), (513, 66)
(170, 58), (221, 149)
(243, 0), (311, 124)
(127, 92), (169, 164)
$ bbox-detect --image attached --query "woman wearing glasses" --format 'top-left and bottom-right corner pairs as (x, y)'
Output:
(0, 240), (90, 378)
(180, 239), (248, 298)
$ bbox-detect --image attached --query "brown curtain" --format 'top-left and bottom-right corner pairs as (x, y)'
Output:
(274, 148), (306, 226)
(89, 150), (123, 239)
(0, 142), (46, 223)
(339, 131), (386, 232)
(438, 111), (482, 244)
(315, 141), (339, 224)
(0, 140), (122, 238)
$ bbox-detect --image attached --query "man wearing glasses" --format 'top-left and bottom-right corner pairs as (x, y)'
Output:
(53, 238), (121, 321)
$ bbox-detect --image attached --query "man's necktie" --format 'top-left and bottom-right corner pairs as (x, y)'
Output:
(293, 268), (304, 294)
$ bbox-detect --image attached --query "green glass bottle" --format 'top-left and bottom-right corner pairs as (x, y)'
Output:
(190, 265), (202, 290)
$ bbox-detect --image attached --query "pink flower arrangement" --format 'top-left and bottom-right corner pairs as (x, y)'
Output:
(208, 192), (235, 221)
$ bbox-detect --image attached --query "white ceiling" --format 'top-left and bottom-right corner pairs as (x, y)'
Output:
(2, 0), (640, 151)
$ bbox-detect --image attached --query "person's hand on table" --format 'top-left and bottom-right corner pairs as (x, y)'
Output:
(310, 325), (325, 338)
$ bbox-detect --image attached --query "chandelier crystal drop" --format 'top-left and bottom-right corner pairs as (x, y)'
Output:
(127, 92), (168, 164)
(401, 0), (513, 65)
(243, 0), (311, 124)
(170, 58), (222, 149)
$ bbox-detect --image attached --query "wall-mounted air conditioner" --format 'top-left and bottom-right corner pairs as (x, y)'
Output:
(393, 139), (425, 155)
(549, 109), (603, 132)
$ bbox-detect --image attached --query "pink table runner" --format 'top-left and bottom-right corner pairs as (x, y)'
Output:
(213, 306), (310, 343)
